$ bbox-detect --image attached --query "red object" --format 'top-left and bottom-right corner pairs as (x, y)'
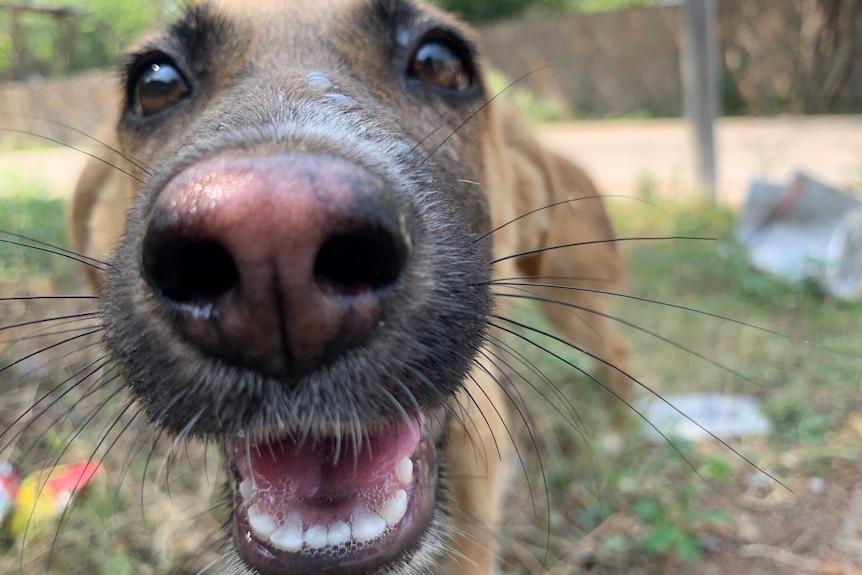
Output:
(0, 462), (19, 519)
(43, 461), (102, 495)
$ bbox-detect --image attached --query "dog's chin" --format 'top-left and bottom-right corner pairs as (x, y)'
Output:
(223, 413), (448, 575)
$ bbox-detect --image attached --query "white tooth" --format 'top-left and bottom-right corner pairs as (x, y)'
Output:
(248, 511), (277, 538)
(239, 479), (254, 501)
(327, 521), (351, 546)
(395, 457), (413, 485)
(270, 515), (303, 552)
(379, 490), (408, 525)
(304, 524), (328, 549)
(352, 507), (387, 542)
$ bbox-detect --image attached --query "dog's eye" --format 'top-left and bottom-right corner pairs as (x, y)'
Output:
(131, 61), (190, 116)
(409, 39), (472, 92)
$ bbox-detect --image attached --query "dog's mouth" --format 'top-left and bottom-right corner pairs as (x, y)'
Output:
(225, 416), (439, 575)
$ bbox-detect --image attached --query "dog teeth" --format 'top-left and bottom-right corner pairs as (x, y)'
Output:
(248, 488), (410, 550)
(379, 490), (408, 525)
(270, 515), (304, 551)
(304, 524), (329, 549)
(351, 507), (387, 543)
(248, 505), (277, 538)
(327, 521), (351, 546)
(239, 479), (254, 501)
(395, 457), (413, 485)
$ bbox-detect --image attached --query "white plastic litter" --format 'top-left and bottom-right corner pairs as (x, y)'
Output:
(638, 393), (770, 442)
(736, 172), (862, 300)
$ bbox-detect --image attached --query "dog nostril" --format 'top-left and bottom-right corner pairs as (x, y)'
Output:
(314, 227), (408, 296)
(144, 238), (240, 305)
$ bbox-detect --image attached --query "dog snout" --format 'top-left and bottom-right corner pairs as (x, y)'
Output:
(141, 153), (413, 378)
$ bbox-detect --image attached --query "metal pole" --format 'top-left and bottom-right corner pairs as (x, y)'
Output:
(679, 0), (719, 203)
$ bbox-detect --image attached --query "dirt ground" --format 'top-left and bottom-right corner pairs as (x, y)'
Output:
(1, 116), (861, 574)
(542, 115), (862, 205)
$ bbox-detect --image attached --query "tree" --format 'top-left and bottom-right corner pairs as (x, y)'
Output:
(430, 0), (566, 21)
(429, 0), (652, 21)
(794, 0), (862, 113)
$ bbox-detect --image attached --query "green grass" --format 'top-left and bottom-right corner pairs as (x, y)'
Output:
(1, 191), (860, 572)
(0, 177), (77, 289)
(497, 197), (862, 570)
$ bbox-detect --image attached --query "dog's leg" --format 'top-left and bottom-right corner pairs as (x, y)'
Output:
(527, 151), (632, 412)
(444, 365), (511, 575)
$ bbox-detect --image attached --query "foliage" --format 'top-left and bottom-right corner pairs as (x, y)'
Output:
(0, 175), (76, 287)
(0, 0), (161, 79)
(430, 0), (653, 21)
(631, 448), (732, 563)
(485, 69), (565, 122)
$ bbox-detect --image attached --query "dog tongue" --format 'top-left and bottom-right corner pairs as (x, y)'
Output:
(228, 420), (422, 523)
(231, 419), (421, 503)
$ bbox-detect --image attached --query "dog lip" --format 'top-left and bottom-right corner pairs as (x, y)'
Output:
(227, 418), (439, 575)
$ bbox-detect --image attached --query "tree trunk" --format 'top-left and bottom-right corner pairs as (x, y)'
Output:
(795, 0), (862, 113)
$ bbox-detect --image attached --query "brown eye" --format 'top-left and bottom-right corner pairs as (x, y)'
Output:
(132, 61), (190, 116)
(409, 40), (472, 91)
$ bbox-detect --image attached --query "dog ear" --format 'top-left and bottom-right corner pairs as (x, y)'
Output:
(69, 146), (137, 290)
(485, 102), (632, 409)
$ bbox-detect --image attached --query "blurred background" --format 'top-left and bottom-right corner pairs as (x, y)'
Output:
(0, 1), (861, 574)
(0, 0), (861, 201)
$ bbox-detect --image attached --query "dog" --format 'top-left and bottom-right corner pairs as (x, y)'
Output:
(67, 0), (630, 573)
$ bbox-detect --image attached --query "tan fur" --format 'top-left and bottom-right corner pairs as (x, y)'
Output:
(69, 2), (629, 573)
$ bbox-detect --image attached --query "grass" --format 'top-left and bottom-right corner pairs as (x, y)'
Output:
(495, 197), (862, 571)
(0, 175), (77, 289)
(0, 187), (860, 573)
(0, 187), (229, 574)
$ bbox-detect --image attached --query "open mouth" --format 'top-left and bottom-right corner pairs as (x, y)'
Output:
(226, 417), (439, 574)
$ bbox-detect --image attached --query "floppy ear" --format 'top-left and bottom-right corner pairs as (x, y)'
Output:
(484, 102), (632, 410)
(69, 145), (137, 291)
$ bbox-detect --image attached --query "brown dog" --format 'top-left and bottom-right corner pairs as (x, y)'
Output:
(69, 1), (629, 573)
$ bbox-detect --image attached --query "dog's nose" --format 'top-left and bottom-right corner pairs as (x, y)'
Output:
(141, 154), (412, 379)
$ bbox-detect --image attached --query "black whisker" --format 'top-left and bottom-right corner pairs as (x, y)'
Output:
(496, 289), (759, 387)
(0, 330), (102, 376)
(109, 405), (151, 500)
(0, 340), (104, 413)
(466, 353), (543, 516)
(484, 334), (589, 445)
(47, 396), (138, 567)
(0, 312), (100, 334)
(21, 116), (153, 174)
(0, 295), (98, 302)
(467, 352), (552, 571)
(22, 381), (124, 554)
(0, 128), (144, 184)
(3, 365), (117, 458)
(492, 315), (792, 492)
(0, 229), (110, 268)
(420, 65), (557, 166)
(489, 236), (715, 266)
(1, 324), (103, 345)
(489, 318), (708, 477)
(401, 361), (486, 464)
(474, 195), (658, 244)
(0, 238), (108, 271)
(19, 313), (102, 331)
(141, 425), (170, 530)
(488, 280), (811, 344)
